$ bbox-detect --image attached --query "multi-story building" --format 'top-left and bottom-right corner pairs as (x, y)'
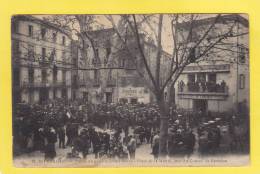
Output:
(12, 15), (75, 104)
(76, 26), (172, 104)
(174, 14), (249, 114)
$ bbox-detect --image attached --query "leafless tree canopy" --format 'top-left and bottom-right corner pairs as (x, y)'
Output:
(42, 14), (248, 157)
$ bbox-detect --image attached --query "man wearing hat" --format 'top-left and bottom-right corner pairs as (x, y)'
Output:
(151, 131), (160, 159)
(44, 127), (57, 160)
(127, 135), (137, 159)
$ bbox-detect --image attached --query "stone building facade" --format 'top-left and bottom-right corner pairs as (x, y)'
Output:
(12, 15), (76, 104)
(75, 27), (172, 104)
(174, 14), (249, 113)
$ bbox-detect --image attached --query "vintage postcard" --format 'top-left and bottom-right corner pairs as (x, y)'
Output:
(11, 14), (249, 167)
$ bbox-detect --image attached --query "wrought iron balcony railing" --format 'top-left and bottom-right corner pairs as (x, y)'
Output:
(178, 82), (229, 95)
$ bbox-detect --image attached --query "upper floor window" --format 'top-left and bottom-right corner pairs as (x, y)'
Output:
(94, 69), (100, 81)
(104, 58), (108, 65)
(62, 36), (66, 45)
(238, 46), (247, 63)
(208, 73), (216, 83)
(119, 58), (125, 68)
(106, 47), (111, 58)
(108, 70), (112, 80)
(41, 69), (47, 83)
(52, 32), (57, 42)
(239, 74), (245, 89)
(42, 47), (46, 61)
(50, 49), (56, 61)
(197, 73), (206, 83)
(28, 68), (34, 83)
(95, 48), (99, 58)
(62, 51), (66, 62)
(28, 25), (33, 37)
(62, 70), (66, 83)
(188, 74), (195, 83)
(28, 44), (34, 60)
(41, 28), (47, 40)
(12, 40), (20, 55)
(12, 21), (19, 33)
(164, 92), (168, 101)
(189, 46), (201, 63)
(53, 65), (58, 83)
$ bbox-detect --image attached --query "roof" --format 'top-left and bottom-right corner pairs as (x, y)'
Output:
(177, 14), (248, 29)
(12, 15), (72, 37)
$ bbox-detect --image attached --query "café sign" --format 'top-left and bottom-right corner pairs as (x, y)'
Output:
(119, 87), (147, 98)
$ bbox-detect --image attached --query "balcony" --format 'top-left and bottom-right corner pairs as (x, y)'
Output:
(20, 81), (69, 88)
(20, 81), (50, 88)
(177, 81), (229, 100)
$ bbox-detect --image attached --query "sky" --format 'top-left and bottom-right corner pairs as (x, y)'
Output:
(34, 14), (247, 54)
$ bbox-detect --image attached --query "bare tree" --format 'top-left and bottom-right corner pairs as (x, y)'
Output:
(43, 15), (100, 65)
(43, 14), (248, 157)
(107, 14), (248, 157)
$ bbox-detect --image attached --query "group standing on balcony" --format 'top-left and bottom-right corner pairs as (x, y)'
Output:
(178, 80), (227, 93)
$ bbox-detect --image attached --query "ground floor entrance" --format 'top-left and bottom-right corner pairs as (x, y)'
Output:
(83, 92), (88, 102)
(193, 99), (208, 113)
(62, 88), (67, 99)
(39, 88), (48, 103)
(105, 92), (112, 103)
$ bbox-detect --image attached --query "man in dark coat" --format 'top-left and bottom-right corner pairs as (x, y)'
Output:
(44, 127), (57, 160)
(80, 129), (91, 158)
(127, 135), (137, 159)
(33, 127), (45, 152)
(151, 132), (160, 159)
(183, 129), (196, 157)
(66, 123), (72, 146)
(57, 126), (65, 148)
(92, 131), (101, 159)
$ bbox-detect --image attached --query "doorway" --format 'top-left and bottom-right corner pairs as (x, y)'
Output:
(39, 88), (48, 103)
(105, 92), (112, 103)
(193, 99), (208, 113)
(62, 88), (67, 99)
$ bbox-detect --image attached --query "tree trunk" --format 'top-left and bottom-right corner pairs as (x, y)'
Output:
(168, 83), (176, 107)
(157, 97), (169, 158)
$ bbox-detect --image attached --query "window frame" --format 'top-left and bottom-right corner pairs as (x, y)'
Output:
(28, 44), (35, 60)
(12, 21), (19, 33)
(52, 32), (57, 43)
(62, 36), (66, 45)
(238, 46), (246, 64)
(41, 47), (46, 61)
(28, 25), (33, 37)
(41, 28), (47, 40)
(239, 74), (245, 89)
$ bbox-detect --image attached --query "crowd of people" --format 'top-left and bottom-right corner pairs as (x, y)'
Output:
(13, 99), (161, 160)
(13, 99), (249, 160)
(178, 80), (227, 93)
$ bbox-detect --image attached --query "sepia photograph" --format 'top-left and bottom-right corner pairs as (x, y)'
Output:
(11, 14), (249, 167)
